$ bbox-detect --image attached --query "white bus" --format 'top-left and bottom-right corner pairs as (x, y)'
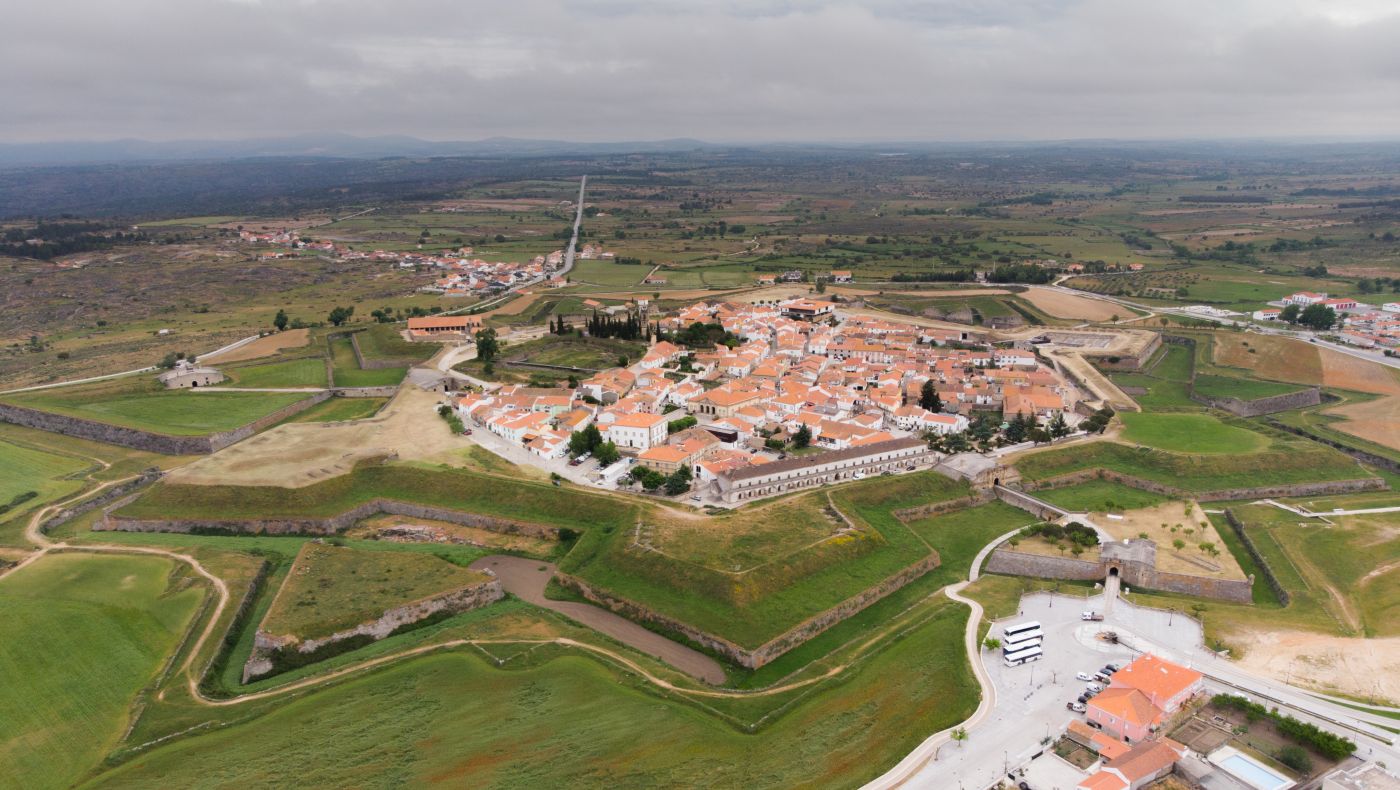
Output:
(1003, 627), (1044, 650)
(1003, 620), (1041, 639)
(1003, 645), (1044, 667)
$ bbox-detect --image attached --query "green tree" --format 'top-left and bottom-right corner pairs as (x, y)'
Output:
(1048, 412), (1069, 438)
(664, 469), (691, 495)
(919, 379), (942, 412)
(793, 424), (812, 448)
(982, 637), (1001, 651)
(1279, 303), (1301, 323)
(327, 305), (354, 326)
(1298, 303), (1337, 330)
(594, 440), (620, 466)
(475, 327), (500, 365)
(273, 309), (289, 331)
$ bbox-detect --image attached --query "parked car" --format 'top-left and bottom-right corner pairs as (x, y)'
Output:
(1081, 611), (1104, 621)
(1104, 662), (1120, 671)
(1093, 672), (1112, 684)
(852, 472), (866, 480)
(1077, 694), (1089, 704)
(1076, 672), (1094, 681)
(1066, 701), (1086, 713)
(1086, 683), (1104, 693)
(690, 495), (703, 502)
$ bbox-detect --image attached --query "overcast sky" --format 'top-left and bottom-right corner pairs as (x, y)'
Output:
(3, 0), (1399, 144)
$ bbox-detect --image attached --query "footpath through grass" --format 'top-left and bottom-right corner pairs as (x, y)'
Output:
(0, 553), (203, 790)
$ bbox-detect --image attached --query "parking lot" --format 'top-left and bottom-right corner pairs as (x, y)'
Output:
(905, 589), (1162, 790)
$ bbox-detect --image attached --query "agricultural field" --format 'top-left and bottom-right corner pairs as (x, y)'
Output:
(1, 376), (313, 435)
(0, 553), (203, 790)
(260, 542), (492, 640)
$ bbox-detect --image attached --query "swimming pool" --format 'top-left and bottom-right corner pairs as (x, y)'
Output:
(1210, 746), (1293, 790)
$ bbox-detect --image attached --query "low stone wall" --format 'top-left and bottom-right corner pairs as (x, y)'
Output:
(1264, 418), (1400, 474)
(38, 468), (162, 535)
(0, 392), (329, 455)
(994, 486), (1068, 520)
(556, 552), (941, 669)
(985, 549), (1103, 582)
(1223, 508), (1290, 606)
(1190, 387), (1321, 417)
(892, 494), (983, 523)
(100, 498), (562, 541)
(1022, 467), (1385, 502)
(244, 578), (503, 681)
(347, 330), (418, 371)
(330, 386), (400, 398)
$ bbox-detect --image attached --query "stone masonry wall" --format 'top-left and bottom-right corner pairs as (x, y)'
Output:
(38, 468), (162, 535)
(1189, 387), (1322, 418)
(984, 549), (1103, 581)
(244, 578), (503, 681)
(101, 497), (562, 540)
(557, 552), (941, 669)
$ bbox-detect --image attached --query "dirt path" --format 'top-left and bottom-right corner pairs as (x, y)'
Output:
(469, 555), (725, 684)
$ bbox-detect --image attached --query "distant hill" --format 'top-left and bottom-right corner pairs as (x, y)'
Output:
(0, 134), (718, 167)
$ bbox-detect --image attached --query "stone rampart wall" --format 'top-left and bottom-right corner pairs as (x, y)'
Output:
(1264, 419), (1400, 474)
(101, 498), (561, 540)
(1189, 387), (1321, 417)
(556, 552), (941, 669)
(38, 469), (162, 535)
(984, 549), (1103, 581)
(330, 386), (400, 398)
(346, 330), (418, 370)
(244, 578), (502, 681)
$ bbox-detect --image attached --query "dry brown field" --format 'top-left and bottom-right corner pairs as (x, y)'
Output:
(1018, 288), (1124, 321)
(203, 329), (311, 363)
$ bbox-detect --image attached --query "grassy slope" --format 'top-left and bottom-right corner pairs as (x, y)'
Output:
(221, 357), (328, 388)
(115, 464), (634, 529)
(329, 337), (407, 387)
(355, 324), (437, 365)
(3, 376), (310, 435)
(1034, 480), (1173, 513)
(1016, 437), (1370, 491)
(0, 554), (202, 790)
(0, 438), (90, 504)
(561, 472), (964, 647)
(261, 542), (490, 638)
(84, 603), (975, 790)
(278, 396), (387, 424)
(1119, 412), (1269, 454)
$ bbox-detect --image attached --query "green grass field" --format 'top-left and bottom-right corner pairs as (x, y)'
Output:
(83, 602), (975, 789)
(0, 553), (203, 790)
(261, 543), (492, 639)
(115, 463), (635, 529)
(0, 438), (91, 506)
(1191, 374), (1304, 401)
(280, 396), (387, 424)
(329, 337), (407, 387)
(222, 357), (328, 388)
(353, 324), (437, 365)
(3, 377), (313, 435)
(1119, 412), (1270, 454)
(1035, 480), (1174, 513)
(904, 501), (1035, 578)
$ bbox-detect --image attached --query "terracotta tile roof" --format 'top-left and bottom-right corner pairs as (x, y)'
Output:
(1112, 654), (1202, 709)
(1088, 687), (1159, 728)
(1105, 739), (1186, 782)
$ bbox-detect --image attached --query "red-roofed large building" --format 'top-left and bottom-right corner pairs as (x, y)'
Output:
(1086, 654), (1202, 742)
(1077, 739), (1187, 790)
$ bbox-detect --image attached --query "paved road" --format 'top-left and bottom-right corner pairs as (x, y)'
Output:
(469, 554), (726, 684)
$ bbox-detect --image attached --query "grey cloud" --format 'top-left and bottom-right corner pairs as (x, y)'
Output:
(1, 0), (1398, 143)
